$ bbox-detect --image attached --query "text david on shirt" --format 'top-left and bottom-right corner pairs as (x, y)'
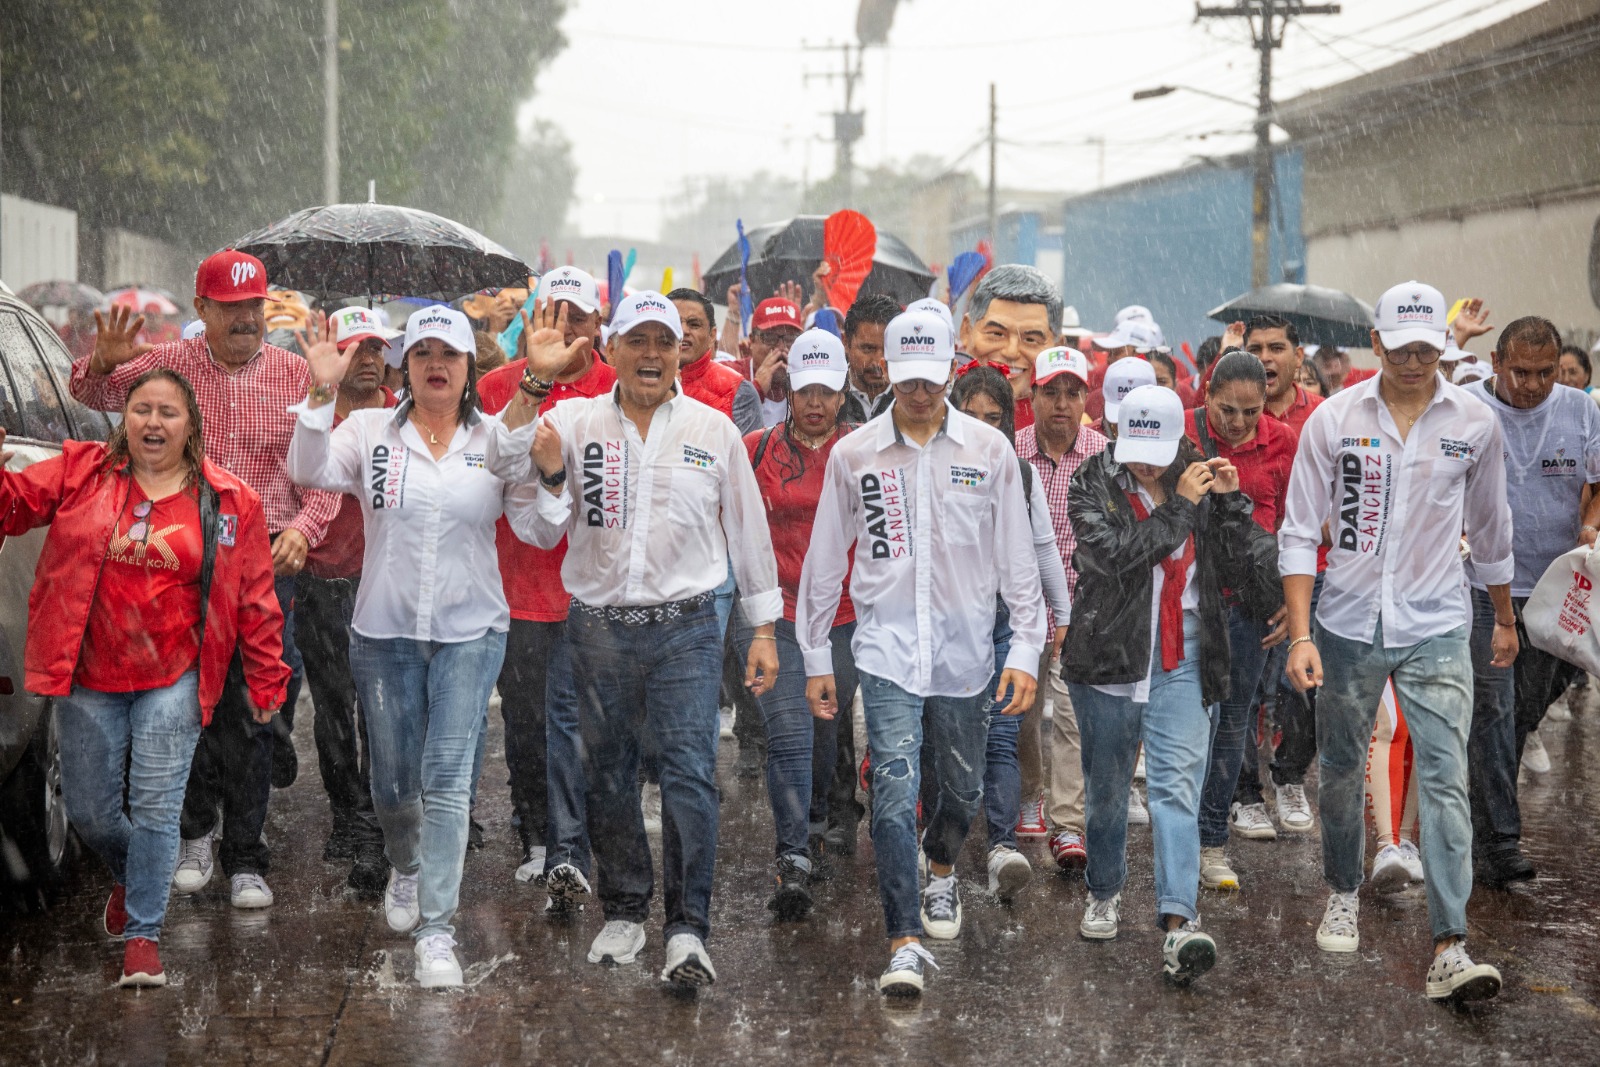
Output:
(861, 468), (912, 560)
(581, 439), (630, 528)
(370, 444), (409, 509)
(1337, 444), (1391, 555)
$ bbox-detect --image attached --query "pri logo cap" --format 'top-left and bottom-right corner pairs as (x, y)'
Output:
(884, 309), (955, 385)
(787, 328), (848, 393)
(1102, 357), (1157, 425)
(195, 249), (269, 303)
(1112, 385), (1185, 467)
(611, 291), (684, 340)
(1373, 280), (1448, 353)
(536, 266), (601, 315)
(403, 305), (475, 357)
(331, 306), (403, 351)
(1033, 346), (1090, 388)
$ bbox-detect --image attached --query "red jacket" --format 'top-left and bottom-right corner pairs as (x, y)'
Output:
(680, 353), (744, 419)
(0, 442), (289, 723)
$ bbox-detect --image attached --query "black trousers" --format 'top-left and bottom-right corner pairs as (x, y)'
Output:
(179, 653), (274, 876)
(497, 618), (567, 847)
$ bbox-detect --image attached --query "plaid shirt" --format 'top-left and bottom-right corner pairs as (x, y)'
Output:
(69, 338), (340, 546)
(1015, 422), (1108, 608)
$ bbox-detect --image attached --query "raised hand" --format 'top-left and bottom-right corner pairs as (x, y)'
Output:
(294, 311), (349, 390)
(518, 300), (590, 381)
(1221, 320), (1246, 353)
(90, 305), (153, 375)
(775, 279), (805, 309)
(1453, 298), (1493, 351)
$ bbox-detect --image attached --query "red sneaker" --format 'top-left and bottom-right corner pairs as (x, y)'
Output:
(1015, 795), (1048, 838)
(859, 754), (871, 794)
(1049, 829), (1087, 870)
(103, 884), (127, 939)
(119, 937), (166, 988)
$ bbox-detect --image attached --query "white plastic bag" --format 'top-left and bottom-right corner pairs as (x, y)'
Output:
(1523, 544), (1600, 677)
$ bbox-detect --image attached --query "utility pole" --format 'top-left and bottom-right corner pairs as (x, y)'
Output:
(1195, 0), (1338, 288)
(987, 83), (998, 251)
(804, 43), (866, 208)
(1086, 135), (1106, 190)
(323, 0), (340, 205)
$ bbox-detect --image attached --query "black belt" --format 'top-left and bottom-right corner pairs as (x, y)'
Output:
(570, 590), (716, 626)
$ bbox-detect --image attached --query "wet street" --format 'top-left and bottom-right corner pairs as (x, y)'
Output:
(5, 691), (1600, 1067)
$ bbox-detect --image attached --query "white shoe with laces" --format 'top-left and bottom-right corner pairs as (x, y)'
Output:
(660, 932), (717, 987)
(986, 845), (1032, 902)
(1316, 889), (1360, 953)
(515, 844), (547, 884)
(587, 919), (646, 965)
(1425, 942), (1501, 1002)
(1162, 919), (1217, 985)
(229, 872), (273, 910)
(1522, 731), (1552, 774)
(385, 869), (420, 933)
(1079, 893), (1121, 941)
(879, 941), (938, 996)
(172, 829), (216, 893)
(920, 871), (963, 939)
(1397, 839), (1425, 883)
(414, 933), (463, 989)
(1370, 844), (1410, 893)
(1275, 784), (1315, 832)
(1127, 787), (1150, 826)
(1229, 801), (1277, 840)
(1200, 846), (1239, 890)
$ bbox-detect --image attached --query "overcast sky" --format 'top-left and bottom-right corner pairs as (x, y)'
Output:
(521, 0), (1545, 240)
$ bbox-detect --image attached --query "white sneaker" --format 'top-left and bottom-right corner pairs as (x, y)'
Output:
(920, 871), (963, 940)
(1316, 890), (1360, 953)
(172, 829), (216, 893)
(1079, 892), (1121, 941)
(1397, 839), (1425, 883)
(1162, 919), (1217, 985)
(660, 932), (717, 987)
(1370, 843), (1410, 894)
(515, 845), (547, 884)
(385, 868), (420, 932)
(587, 919), (646, 965)
(1127, 787), (1150, 826)
(414, 933), (463, 989)
(1229, 801), (1277, 840)
(986, 845), (1032, 902)
(1545, 700), (1572, 723)
(1522, 731), (1552, 774)
(878, 941), (938, 997)
(1199, 846), (1239, 890)
(641, 783), (663, 834)
(229, 872), (274, 910)
(1275, 785), (1315, 833)
(1134, 748), (1146, 781)
(1425, 943), (1502, 1002)
(718, 707), (735, 740)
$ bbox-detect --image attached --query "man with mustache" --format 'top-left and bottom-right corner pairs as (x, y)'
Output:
(71, 249), (341, 913)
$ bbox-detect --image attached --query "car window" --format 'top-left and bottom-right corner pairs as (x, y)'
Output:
(0, 310), (73, 443)
(23, 313), (112, 441)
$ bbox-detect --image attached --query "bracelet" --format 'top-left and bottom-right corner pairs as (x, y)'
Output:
(1495, 618), (1517, 627)
(750, 635), (777, 642)
(519, 379), (550, 400)
(522, 370), (555, 392)
(1287, 635), (1315, 651)
(308, 383), (338, 404)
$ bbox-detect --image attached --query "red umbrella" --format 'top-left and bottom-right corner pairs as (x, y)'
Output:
(104, 288), (180, 316)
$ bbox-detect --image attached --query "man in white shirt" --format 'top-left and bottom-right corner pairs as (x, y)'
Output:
(798, 310), (1045, 998)
(1280, 281), (1517, 1004)
(524, 292), (782, 990)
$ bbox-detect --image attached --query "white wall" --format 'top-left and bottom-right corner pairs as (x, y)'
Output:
(102, 229), (198, 307)
(1307, 195), (1600, 353)
(0, 195), (77, 291)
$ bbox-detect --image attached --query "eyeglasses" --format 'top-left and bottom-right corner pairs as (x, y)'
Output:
(127, 499), (153, 546)
(891, 378), (949, 396)
(1382, 343), (1442, 366)
(754, 329), (798, 347)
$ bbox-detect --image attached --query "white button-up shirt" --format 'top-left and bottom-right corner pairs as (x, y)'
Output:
(798, 404), (1046, 698)
(288, 399), (541, 642)
(1279, 373), (1513, 646)
(523, 389), (782, 625)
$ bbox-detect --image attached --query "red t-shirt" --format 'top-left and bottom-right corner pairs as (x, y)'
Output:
(1014, 395), (1034, 432)
(76, 482), (203, 692)
(744, 426), (855, 626)
(478, 356), (618, 621)
(305, 388), (399, 579)
(1183, 408), (1298, 534)
(1262, 383), (1322, 439)
(1342, 367), (1377, 390)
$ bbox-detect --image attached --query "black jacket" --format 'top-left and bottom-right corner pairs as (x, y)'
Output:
(1061, 447), (1281, 705)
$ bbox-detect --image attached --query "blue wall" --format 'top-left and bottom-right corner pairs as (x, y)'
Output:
(1059, 149), (1304, 354)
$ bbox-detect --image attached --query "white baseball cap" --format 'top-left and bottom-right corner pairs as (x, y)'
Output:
(1454, 361), (1490, 385)
(403, 305), (475, 357)
(181, 319), (206, 340)
(537, 266), (601, 315)
(787, 329), (849, 392)
(1115, 304), (1164, 347)
(1113, 385), (1186, 467)
(1103, 357), (1157, 424)
(1033, 346), (1090, 388)
(884, 309), (955, 385)
(906, 297), (954, 330)
(610, 291), (683, 340)
(1098, 317), (1160, 353)
(1374, 280), (1448, 352)
(1060, 305), (1094, 339)
(1440, 335), (1467, 362)
(331, 306), (402, 350)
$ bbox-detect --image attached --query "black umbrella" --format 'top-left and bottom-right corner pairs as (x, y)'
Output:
(1207, 284), (1376, 348)
(702, 216), (935, 308)
(232, 203), (532, 301)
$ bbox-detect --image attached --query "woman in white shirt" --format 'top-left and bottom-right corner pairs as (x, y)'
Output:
(289, 305), (539, 990)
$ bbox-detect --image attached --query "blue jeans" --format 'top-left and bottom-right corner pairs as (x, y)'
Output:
(1199, 605), (1272, 847)
(1315, 618), (1473, 941)
(58, 673), (202, 941)
(757, 619), (858, 862)
(567, 600), (724, 942)
(1074, 611), (1213, 927)
(1467, 588), (1520, 859)
(983, 606), (1021, 850)
(542, 624), (590, 875)
(860, 671), (989, 940)
(350, 630), (507, 941)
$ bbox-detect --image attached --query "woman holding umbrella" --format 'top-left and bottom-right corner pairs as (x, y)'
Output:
(288, 305), (542, 989)
(0, 369), (287, 988)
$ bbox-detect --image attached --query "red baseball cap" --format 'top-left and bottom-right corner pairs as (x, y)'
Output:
(195, 249), (270, 303)
(753, 298), (802, 333)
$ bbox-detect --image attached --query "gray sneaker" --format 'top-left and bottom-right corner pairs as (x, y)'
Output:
(878, 941), (938, 997)
(587, 920), (646, 965)
(1425, 943), (1501, 1002)
(1080, 893), (1121, 941)
(660, 932), (717, 988)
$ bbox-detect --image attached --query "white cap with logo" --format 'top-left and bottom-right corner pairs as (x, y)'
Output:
(1098, 317), (1160, 353)
(332, 305), (403, 349)
(1033, 346), (1090, 387)
(610, 291), (683, 340)
(1374, 280), (1448, 352)
(787, 329), (849, 392)
(537, 266), (601, 314)
(884, 309), (956, 385)
(1103, 357), (1157, 424)
(1115, 304), (1165, 347)
(403, 305), (475, 356)
(1113, 385), (1186, 467)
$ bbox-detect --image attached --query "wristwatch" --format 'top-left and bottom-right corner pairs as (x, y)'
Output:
(539, 467), (567, 489)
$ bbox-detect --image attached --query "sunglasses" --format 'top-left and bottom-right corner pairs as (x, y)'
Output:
(127, 499), (153, 546)
(892, 379), (949, 396)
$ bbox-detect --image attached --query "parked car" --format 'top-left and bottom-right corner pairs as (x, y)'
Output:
(0, 287), (113, 900)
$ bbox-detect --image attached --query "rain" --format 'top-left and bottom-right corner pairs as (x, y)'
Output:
(3, 0), (1600, 1063)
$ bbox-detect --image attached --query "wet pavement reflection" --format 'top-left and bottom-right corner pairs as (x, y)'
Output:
(5, 689), (1600, 1065)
